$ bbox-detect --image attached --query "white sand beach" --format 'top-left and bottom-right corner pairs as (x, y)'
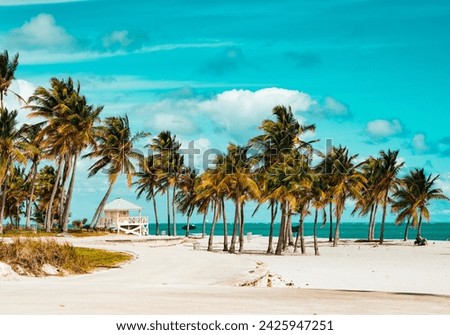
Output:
(1, 234), (449, 315)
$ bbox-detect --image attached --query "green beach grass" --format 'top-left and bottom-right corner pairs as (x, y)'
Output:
(0, 238), (132, 276)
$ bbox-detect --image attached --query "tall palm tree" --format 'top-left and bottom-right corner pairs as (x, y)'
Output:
(19, 122), (45, 230)
(84, 115), (148, 228)
(4, 166), (28, 228)
(353, 156), (384, 240)
(222, 144), (260, 253)
(392, 168), (449, 240)
(175, 167), (198, 237)
(195, 155), (226, 251)
(250, 105), (316, 253)
(321, 146), (365, 246)
(27, 77), (82, 231)
(149, 131), (182, 236)
(377, 150), (404, 244)
(0, 51), (19, 110)
(0, 108), (26, 233)
(309, 175), (329, 255)
(134, 155), (160, 235)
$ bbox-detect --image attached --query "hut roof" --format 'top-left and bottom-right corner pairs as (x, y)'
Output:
(103, 198), (142, 212)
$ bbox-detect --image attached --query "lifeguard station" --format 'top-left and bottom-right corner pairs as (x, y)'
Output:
(99, 198), (148, 236)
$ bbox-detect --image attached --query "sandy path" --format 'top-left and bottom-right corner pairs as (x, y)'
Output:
(1, 235), (449, 314)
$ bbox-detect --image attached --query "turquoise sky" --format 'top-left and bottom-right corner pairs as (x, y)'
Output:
(1, 0), (449, 223)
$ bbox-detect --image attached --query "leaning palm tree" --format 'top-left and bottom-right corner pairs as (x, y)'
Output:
(84, 115), (149, 228)
(392, 168), (449, 240)
(0, 51), (19, 109)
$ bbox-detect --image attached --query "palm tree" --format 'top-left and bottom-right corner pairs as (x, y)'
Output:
(310, 175), (329, 255)
(149, 131), (182, 236)
(134, 155), (160, 235)
(0, 51), (19, 110)
(19, 122), (44, 230)
(175, 167), (198, 237)
(377, 150), (404, 244)
(0, 108), (26, 233)
(27, 77), (82, 231)
(250, 105), (316, 253)
(392, 168), (449, 240)
(4, 166), (28, 228)
(321, 146), (365, 246)
(353, 156), (384, 240)
(84, 115), (148, 228)
(222, 144), (260, 253)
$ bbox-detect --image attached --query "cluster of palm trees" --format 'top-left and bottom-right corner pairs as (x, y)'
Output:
(1, 50), (448, 255)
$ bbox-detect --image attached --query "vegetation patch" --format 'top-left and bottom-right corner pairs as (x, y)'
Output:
(0, 238), (132, 276)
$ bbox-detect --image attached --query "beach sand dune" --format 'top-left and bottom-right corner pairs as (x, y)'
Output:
(0, 235), (449, 314)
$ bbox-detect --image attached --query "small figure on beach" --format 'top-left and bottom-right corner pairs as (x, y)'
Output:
(414, 236), (428, 246)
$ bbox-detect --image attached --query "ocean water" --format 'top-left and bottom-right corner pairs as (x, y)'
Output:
(152, 221), (450, 241)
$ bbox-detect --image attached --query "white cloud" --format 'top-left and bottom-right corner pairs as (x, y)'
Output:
(198, 87), (313, 131)
(152, 113), (198, 135)
(366, 118), (403, 138)
(103, 30), (133, 49)
(412, 133), (430, 152)
(323, 96), (348, 115)
(3, 79), (37, 125)
(7, 14), (75, 50)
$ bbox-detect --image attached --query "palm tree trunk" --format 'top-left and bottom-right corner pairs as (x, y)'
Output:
(45, 160), (63, 232)
(267, 201), (277, 254)
(166, 190), (171, 236)
(172, 185), (176, 236)
(0, 174), (9, 234)
(416, 210), (423, 239)
(333, 210), (341, 247)
(300, 212), (306, 254)
(222, 198), (228, 251)
(287, 210), (294, 246)
(25, 161), (38, 230)
(58, 156), (71, 229)
(229, 201), (239, 253)
(314, 208), (320, 256)
(370, 204), (379, 240)
(328, 202), (333, 242)
(185, 214), (191, 237)
(403, 218), (411, 241)
(207, 202), (218, 252)
(275, 200), (287, 255)
(379, 192), (389, 244)
(239, 201), (245, 252)
(61, 153), (79, 232)
(367, 204), (374, 240)
(151, 188), (159, 235)
(89, 182), (115, 229)
(283, 203), (291, 251)
(201, 212), (207, 238)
